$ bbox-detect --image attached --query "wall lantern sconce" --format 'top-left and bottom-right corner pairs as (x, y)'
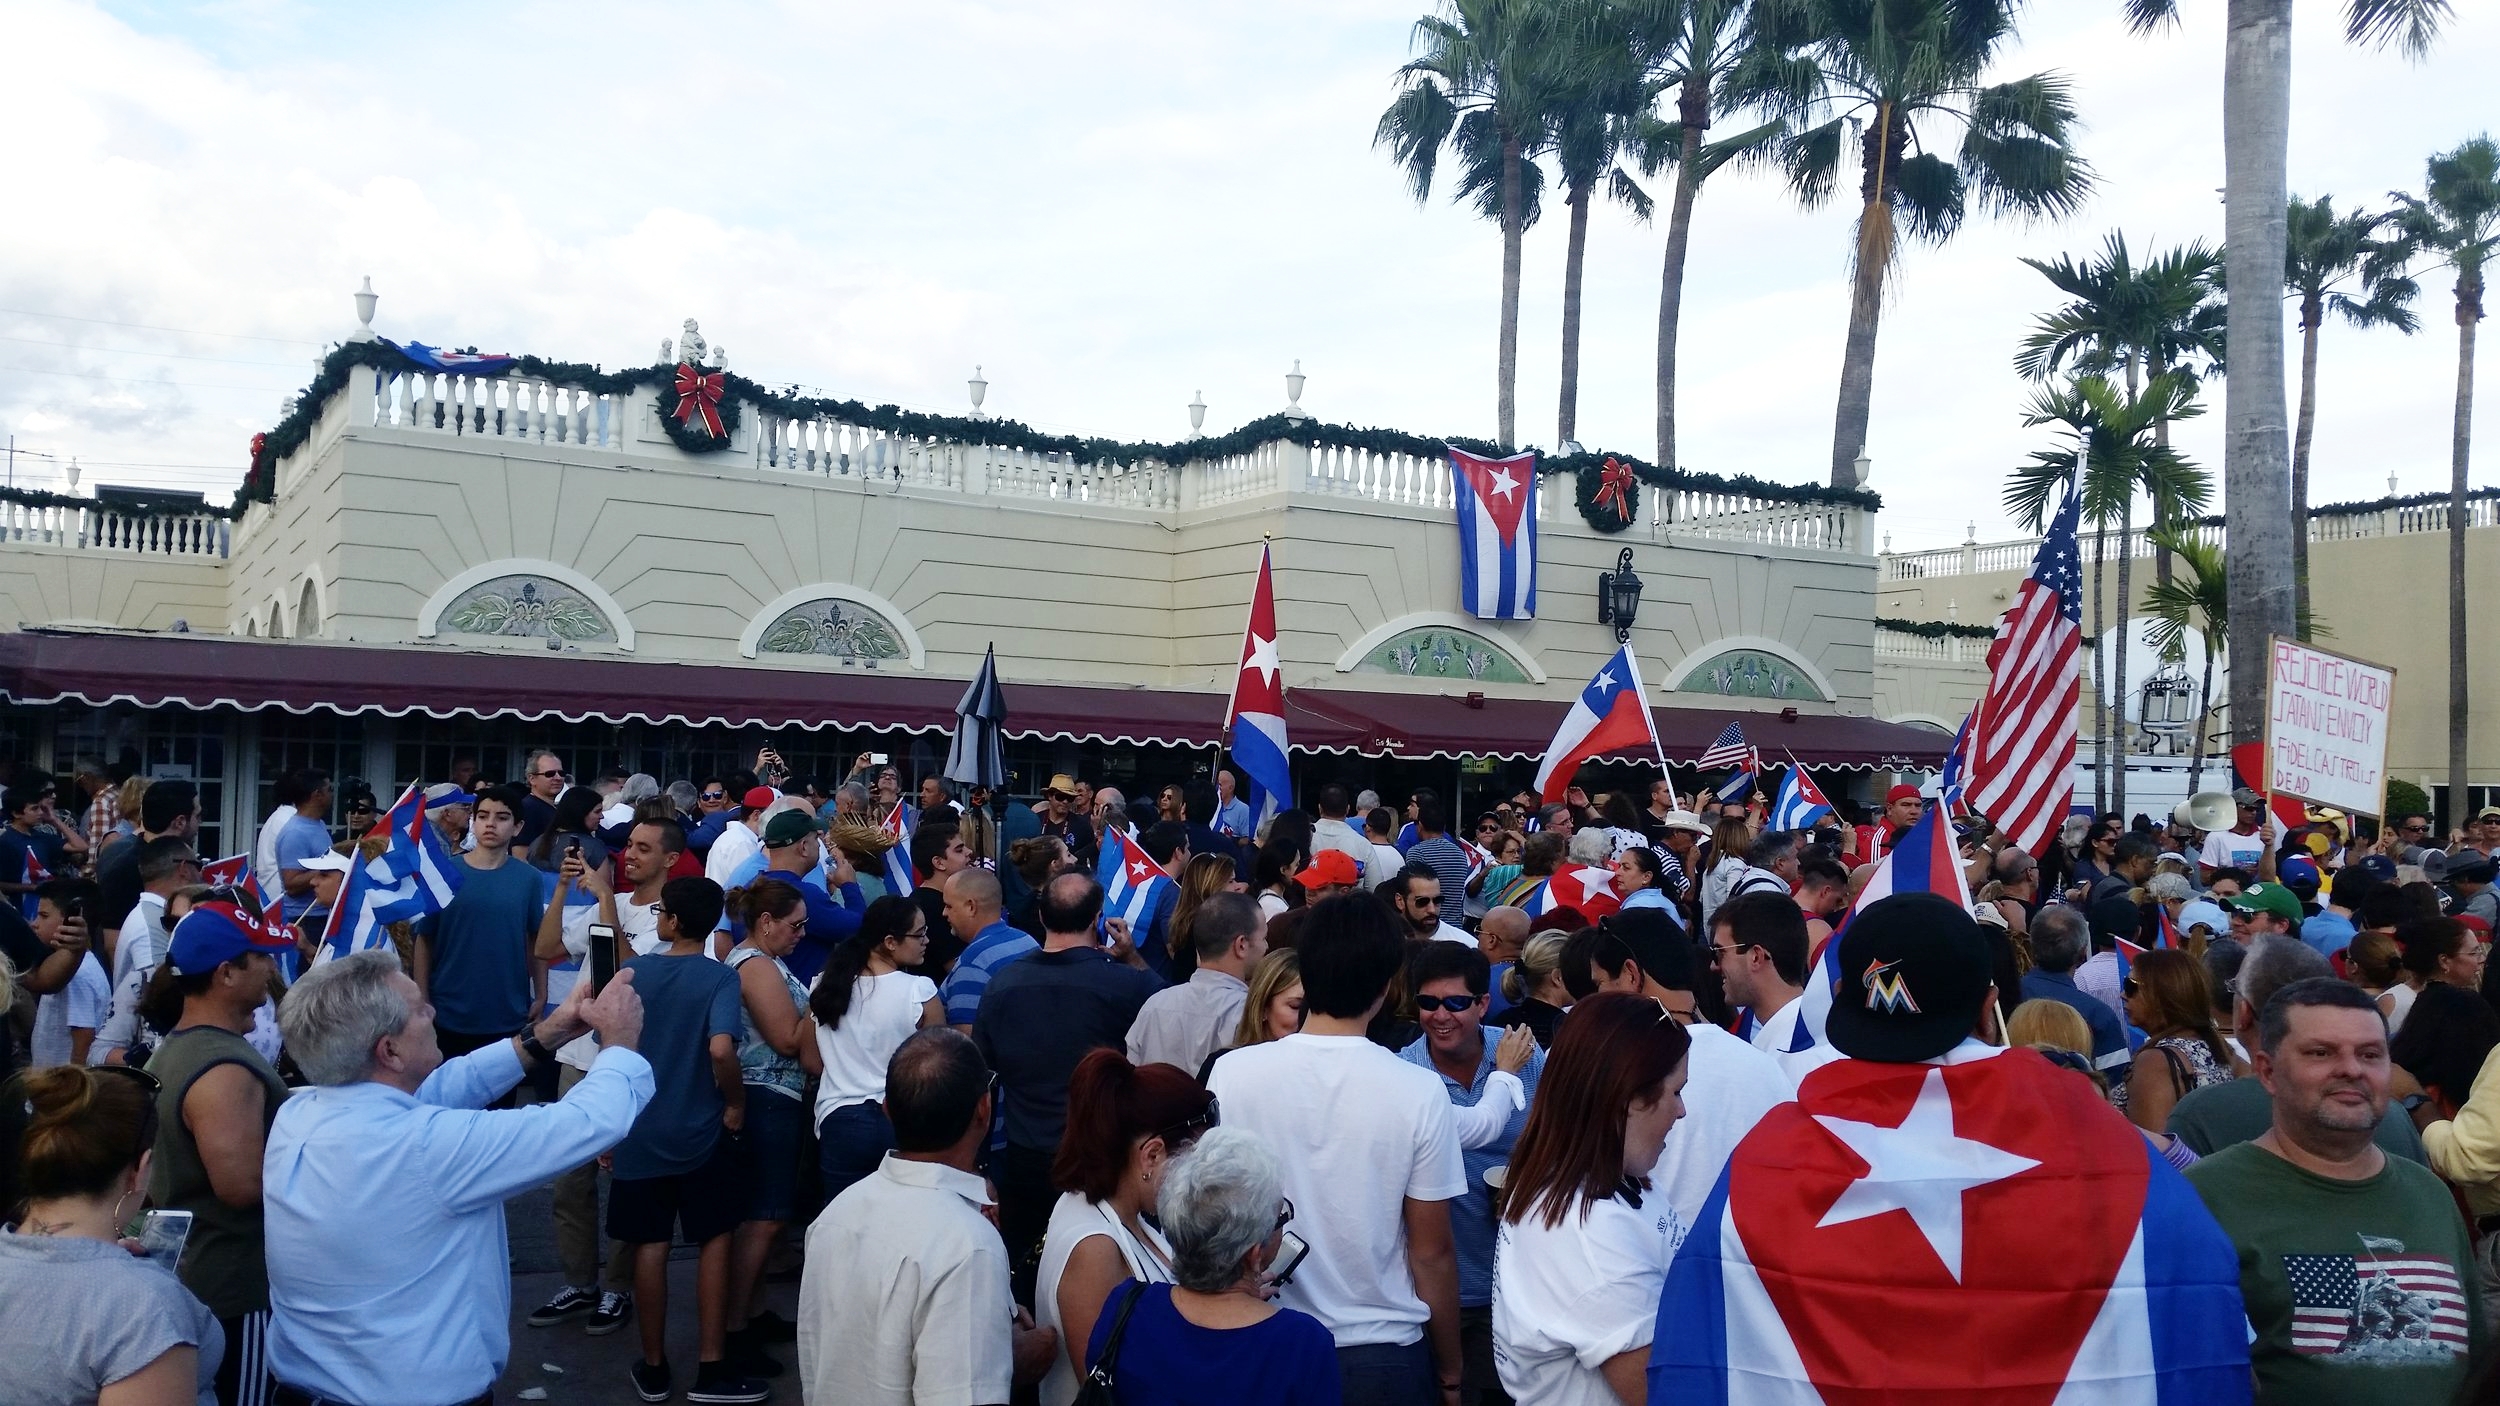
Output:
(1596, 547), (1643, 643)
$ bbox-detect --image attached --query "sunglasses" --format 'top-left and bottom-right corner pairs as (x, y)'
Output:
(1414, 994), (1483, 1013)
(1706, 941), (1755, 964)
(1273, 1196), (1296, 1235)
(701, 790), (727, 802)
(2122, 977), (2140, 998)
(1158, 1097), (1221, 1149)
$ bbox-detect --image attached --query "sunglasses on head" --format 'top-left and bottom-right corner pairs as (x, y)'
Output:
(1158, 1097), (1220, 1149)
(1414, 993), (1482, 1013)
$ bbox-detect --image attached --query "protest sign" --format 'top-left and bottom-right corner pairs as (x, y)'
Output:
(2263, 637), (2396, 818)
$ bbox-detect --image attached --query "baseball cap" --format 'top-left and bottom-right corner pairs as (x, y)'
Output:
(1292, 850), (1361, 890)
(2277, 855), (2322, 896)
(2231, 787), (2263, 806)
(423, 782), (470, 806)
(1602, 908), (1693, 991)
(741, 786), (778, 811)
(168, 901), (297, 975)
(2177, 899), (2231, 936)
(1824, 892), (1992, 1063)
(294, 851), (354, 875)
(2358, 853), (2399, 883)
(762, 810), (828, 847)
(2476, 805), (2500, 821)
(1886, 784), (1922, 806)
(2452, 855), (2498, 886)
(2225, 881), (2304, 926)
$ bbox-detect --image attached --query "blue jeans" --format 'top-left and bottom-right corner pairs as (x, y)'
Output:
(1338, 1338), (1435, 1406)
(817, 1100), (894, 1202)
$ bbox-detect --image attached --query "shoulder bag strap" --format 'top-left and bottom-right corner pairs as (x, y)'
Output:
(1078, 1281), (1151, 1399)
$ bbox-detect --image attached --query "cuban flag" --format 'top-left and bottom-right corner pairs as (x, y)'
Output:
(317, 787), (465, 964)
(1793, 805), (1972, 1050)
(1518, 865), (1624, 922)
(1533, 645), (1664, 803)
(202, 853), (252, 886)
(1939, 708), (1976, 812)
(1095, 824), (1175, 929)
(1767, 767), (1835, 832)
(1449, 447), (1538, 619)
(383, 338), (517, 376)
(1225, 544), (1293, 835)
(880, 800), (917, 897)
(1650, 1046), (2251, 1402)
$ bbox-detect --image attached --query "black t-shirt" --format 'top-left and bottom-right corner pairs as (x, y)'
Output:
(518, 795), (557, 850)
(95, 840), (143, 934)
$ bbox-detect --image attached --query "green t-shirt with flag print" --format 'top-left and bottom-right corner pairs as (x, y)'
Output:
(2185, 1140), (2480, 1406)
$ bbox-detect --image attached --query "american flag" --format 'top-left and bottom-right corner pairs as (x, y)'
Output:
(2286, 1246), (2470, 1356)
(1697, 721), (1755, 772)
(1959, 484), (2083, 855)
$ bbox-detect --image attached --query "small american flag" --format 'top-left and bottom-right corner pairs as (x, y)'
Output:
(1698, 721), (1754, 772)
(2285, 1246), (2470, 1357)
(1960, 484), (2083, 855)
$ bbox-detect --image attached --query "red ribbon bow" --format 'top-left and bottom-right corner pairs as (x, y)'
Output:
(672, 363), (727, 438)
(1594, 457), (1637, 520)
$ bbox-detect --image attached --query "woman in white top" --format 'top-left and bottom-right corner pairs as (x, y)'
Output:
(798, 894), (942, 1199)
(1034, 1048), (1211, 1406)
(1493, 992), (1693, 1406)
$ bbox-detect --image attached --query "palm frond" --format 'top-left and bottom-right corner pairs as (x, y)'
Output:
(1891, 152), (1968, 243)
(2122, 0), (2184, 35)
(1695, 118), (1786, 181)
(1781, 115), (1851, 208)
(1607, 165), (1656, 221)
(1375, 79), (1459, 204)
(2344, 0), (2450, 60)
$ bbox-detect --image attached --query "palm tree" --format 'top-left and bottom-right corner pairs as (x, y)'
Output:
(2284, 195), (2419, 629)
(1378, 0), (1581, 449)
(1757, 0), (2093, 488)
(1546, 36), (1661, 449)
(2392, 135), (2499, 827)
(2005, 373), (2212, 817)
(2014, 234), (2223, 816)
(2120, 0), (2447, 751)
(2142, 527), (2228, 791)
(1619, 0), (1794, 467)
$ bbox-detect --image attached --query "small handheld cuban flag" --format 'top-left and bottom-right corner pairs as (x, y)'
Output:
(880, 801), (917, 897)
(1768, 765), (1835, 832)
(1699, 721), (1759, 804)
(201, 853), (252, 887)
(317, 787), (465, 964)
(1448, 447), (1539, 620)
(1095, 825), (1175, 929)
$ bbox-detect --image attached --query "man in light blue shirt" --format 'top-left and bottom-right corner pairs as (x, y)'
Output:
(1214, 767), (1253, 842)
(262, 947), (653, 1406)
(937, 869), (1035, 1028)
(266, 767), (336, 926)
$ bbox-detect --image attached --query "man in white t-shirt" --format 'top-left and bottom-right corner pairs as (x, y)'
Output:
(703, 786), (775, 888)
(1310, 784), (1376, 878)
(1712, 891), (1843, 1086)
(1580, 910), (1794, 1230)
(2198, 790), (2270, 879)
(526, 816), (675, 1336)
(90, 836), (199, 1066)
(1208, 893), (1467, 1404)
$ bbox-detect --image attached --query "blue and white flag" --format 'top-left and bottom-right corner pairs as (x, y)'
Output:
(1939, 708), (1975, 812)
(1448, 448), (1539, 619)
(318, 786), (465, 963)
(1225, 545), (1293, 835)
(383, 339), (517, 376)
(1767, 766), (1835, 832)
(1095, 825), (1175, 929)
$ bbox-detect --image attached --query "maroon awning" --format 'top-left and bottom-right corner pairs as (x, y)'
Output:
(1287, 687), (1950, 770)
(0, 630), (1377, 751)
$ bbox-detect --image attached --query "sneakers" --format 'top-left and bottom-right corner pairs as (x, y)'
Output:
(586, 1290), (634, 1336)
(742, 1309), (798, 1344)
(724, 1325), (784, 1378)
(525, 1285), (598, 1327)
(686, 1359), (770, 1404)
(630, 1357), (673, 1403)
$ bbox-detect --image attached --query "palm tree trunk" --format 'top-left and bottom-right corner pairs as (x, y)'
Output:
(2449, 273), (2480, 825)
(2151, 355), (2177, 591)
(1558, 178), (1593, 447)
(2091, 525), (2109, 816)
(1655, 77), (1710, 470)
(2292, 297), (2323, 636)
(1498, 132), (1525, 450)
(2220, 0), (2297, 748)
(2191, 646), (2216, 790)
(2112, 497), (2135, 821)
(1831, 105), (1896, 488)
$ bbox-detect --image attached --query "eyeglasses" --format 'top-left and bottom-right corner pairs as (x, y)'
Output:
(1409, 895), (1440, 908)
(1414, 994), (1483, 1013)
(700, 790), (727, 802)
(1158, 1097), (1220, 1150)
(533, 769), (569, 781)
(1706, 942), (1754, 965)
(1273, 1196), (1296, 1235)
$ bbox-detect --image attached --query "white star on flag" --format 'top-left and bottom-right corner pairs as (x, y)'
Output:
(1592, 668), (1616, 692)
(1489, 467), (1520, 499)
(1811, 1067), (2040, 1283)
(1242, 632), (1280, 687)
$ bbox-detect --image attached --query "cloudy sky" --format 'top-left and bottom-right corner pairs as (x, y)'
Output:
(2, 0), (2491, 549)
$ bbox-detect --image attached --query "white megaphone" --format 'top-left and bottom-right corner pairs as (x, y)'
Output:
(2174, 792), (2237, 833)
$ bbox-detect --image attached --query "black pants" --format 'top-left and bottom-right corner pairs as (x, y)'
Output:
(993, 1141), (1056, 1306)
(215, 1311), (272, 1406)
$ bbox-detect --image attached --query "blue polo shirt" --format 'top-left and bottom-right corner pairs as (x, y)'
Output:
(2020, 967), (2131, 1086)
(1399, 1026), (1543, 1307)
(937, 920), (1038, 1025)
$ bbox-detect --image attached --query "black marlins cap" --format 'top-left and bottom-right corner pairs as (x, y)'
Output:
(1823, 892), (1993, 1063)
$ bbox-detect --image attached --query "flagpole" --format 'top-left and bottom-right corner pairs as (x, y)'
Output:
(1620, 646), (1673, 780)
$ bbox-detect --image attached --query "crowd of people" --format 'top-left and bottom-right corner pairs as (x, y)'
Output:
(3, 747), (2500, 1405)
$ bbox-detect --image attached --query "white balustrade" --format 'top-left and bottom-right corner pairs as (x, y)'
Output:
(1876, 501), (2500, 583)
(0, 501), (226, 558)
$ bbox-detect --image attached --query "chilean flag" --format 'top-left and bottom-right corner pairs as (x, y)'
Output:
(1449, 447), (1538, 619)
(1534, 644), (1664, 803)
(1651, 1046), (2251, 1403)
(1226, 544), (1293, 835)
(1095, 824), (1175, 928)
(1793, 805), (1971, 1052)
(1519, 864), (1625, 922)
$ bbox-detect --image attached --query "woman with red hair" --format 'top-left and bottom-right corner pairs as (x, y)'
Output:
(1034, 1048), (1216, 1406)
(1493, 992), (1692, 1405)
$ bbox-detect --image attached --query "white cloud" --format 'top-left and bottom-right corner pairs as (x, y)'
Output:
(0, 0), (2490, 541)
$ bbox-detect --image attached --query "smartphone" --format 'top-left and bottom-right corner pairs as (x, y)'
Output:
(868, 752), (890, 767)
(587, 922), (620, 996)
(135, 1209), (194, 1265)
(1270, 1230), (1310, 1286)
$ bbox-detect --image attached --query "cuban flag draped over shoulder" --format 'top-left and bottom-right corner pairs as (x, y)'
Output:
(1448, 447), (1539, 619)
(382, 338), (517, 376)
(1095, 825), (1175, 929)
(1650, 1043), (2251, 1403)
(1226, 544), (1293, 835)
(317, 786), (465, 964)
(1792, 804), (1972, 1051)
(1533, 644), (1664, 803)
(1768, 766), (1835, 832)
(1518, 864), (1623, 921)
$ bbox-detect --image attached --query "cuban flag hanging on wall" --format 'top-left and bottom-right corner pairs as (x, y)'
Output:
(1448, 447), (1538, 619)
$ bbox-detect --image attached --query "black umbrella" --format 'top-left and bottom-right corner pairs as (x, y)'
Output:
(944, 644), (1008, 789)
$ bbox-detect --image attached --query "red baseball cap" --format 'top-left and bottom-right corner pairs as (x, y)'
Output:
(1293, 850), (1362, 890)
(1886, 784), (1922, 806)
(742, 786), (778, 811)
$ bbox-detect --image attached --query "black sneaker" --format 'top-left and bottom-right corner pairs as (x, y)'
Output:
(525, 1285), (598, 1327)
(631, 1356), (673, 1403)
(586, 1290), (633, 1336)
(686, 1359), (769, 1404)
(725, 1327), (784, 1379)
(742, 1309), (798, 1344)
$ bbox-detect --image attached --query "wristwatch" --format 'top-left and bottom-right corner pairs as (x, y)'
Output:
(518, 1029), (555, 1065)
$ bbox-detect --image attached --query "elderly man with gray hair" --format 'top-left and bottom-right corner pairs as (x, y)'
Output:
(260, 950), (651, 1406)
(2167, 936), (2433, 1165)
(1076, 1127), (1339, 1401)
(2017, 904), (2132, 1084)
